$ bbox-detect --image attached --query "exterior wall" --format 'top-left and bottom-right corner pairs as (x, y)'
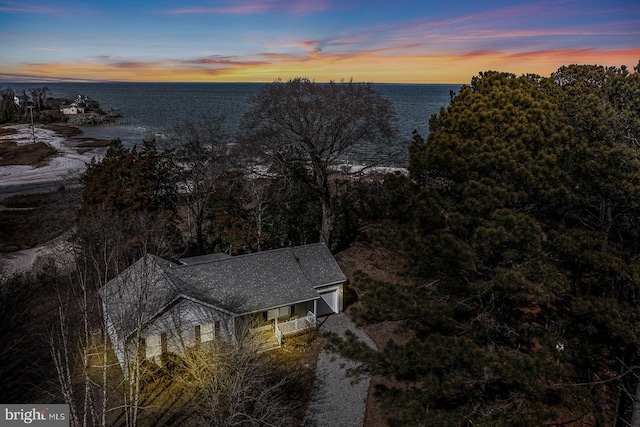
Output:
(138, 299), (235, 366)
(293, 301), (315, 317)
(104, 313), (126, 372)
(61, 106), (78, 115)
(254, 301), (316, 326)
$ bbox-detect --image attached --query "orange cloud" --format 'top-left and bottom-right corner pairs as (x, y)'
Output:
(7, 42), (640, 84)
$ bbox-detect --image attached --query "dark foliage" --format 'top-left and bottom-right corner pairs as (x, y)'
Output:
(241, 78), (398, 246)
(0, 270), (60, 404)
(327, 63), (640, 426)
(81, 138), (177, 215)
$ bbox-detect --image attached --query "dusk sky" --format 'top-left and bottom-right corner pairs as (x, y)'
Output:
(1, 0), (639, 84)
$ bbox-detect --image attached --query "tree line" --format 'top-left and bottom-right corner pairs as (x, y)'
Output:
(0, 86), (105, 124)
(0, 86), (64, 123)
(3, 64), (640, 426)
(80, 78), (396, 255)
(0, 78), (396, 426)
(327, 62), (640, 426)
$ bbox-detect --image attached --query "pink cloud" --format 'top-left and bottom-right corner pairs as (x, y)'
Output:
(164, 0), (328, 15)
(0, 0), (64, 14)
(182, 55), (270, 67)
(166, 2), (275, 15)
(289, 0), (328, 14)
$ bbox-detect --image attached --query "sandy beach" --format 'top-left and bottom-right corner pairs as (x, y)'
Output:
(0, 123), (104, 276)
(0, 123), (103, 188)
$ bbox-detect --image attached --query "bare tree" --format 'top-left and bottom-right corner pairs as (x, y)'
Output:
(171, 117), (235, 253)
(241, 78), (398, 246)
(169, 324), (296, 427)
(47, 208), (178, 427)
(29, 87), (49, 112)
(96, 211), (177, 427)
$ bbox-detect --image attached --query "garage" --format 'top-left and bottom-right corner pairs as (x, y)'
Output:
(316, 285), (342, 316)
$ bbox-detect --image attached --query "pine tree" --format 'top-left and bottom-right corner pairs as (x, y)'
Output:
(328, 63), (640, 426)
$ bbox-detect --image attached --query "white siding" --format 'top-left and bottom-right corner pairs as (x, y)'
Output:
(140, 298), (234, 357)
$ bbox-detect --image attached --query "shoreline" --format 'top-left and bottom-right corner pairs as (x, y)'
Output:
(0, 122), (108, 190)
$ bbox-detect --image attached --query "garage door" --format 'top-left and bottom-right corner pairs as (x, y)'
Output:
(317, 289), (338, 316)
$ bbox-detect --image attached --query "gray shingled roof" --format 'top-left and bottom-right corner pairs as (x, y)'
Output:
(292, 243), (347, 288)
(169, 247), (321, 315)
(179, 252), (232, 265)
(99, 254), (182, 342)
(100, 244), (345, 341)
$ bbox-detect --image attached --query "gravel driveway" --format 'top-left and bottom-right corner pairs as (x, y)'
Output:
(304, 313), (377, 427)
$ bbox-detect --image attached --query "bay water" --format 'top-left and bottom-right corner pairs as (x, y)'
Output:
(7, 82), (460, 165)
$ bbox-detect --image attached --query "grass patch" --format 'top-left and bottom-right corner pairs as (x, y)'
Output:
(0, 188), (79, 252)
(0, 127), (18, 137)
(0, 140), (58, 167)
(73, 138), (114, 154)
(75, 138), (113, 148)
(270, 331), (324, 423)
(3, 192), (49, 208)
(43, 124), (83, 138)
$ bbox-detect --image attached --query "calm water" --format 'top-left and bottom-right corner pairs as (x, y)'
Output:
(7, 82), (460, 164)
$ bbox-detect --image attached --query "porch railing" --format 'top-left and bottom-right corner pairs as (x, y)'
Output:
(275, 323), (282, 347)
(277, 311), (316, 337)
(252, 311), (317, 350)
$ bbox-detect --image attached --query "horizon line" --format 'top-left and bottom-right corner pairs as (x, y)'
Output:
(0, 80), (466, 85)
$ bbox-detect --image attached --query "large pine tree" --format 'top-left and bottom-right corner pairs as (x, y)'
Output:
(329, 63), (640, 426)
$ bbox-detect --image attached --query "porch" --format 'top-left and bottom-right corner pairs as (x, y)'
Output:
(252, 311), (317, 352)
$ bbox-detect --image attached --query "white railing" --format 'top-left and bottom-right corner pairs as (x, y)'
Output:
(275, 324), (282, 346)
(251, 311), (316, 350)
(277, 311), (316, 336)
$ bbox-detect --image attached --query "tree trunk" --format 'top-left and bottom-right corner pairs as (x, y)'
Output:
(320, 195), (334, 247)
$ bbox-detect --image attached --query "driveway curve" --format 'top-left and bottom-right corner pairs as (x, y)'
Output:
(304, 313), (377, 427)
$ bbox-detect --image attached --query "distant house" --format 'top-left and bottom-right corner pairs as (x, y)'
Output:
(99, 243), (346, 372)
(60, 103), (86, 115)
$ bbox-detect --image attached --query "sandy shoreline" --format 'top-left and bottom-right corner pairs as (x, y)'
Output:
(0, 123), (105, 188)
(0, 123), (95, 276)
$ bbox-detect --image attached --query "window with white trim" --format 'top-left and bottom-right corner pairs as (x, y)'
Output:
(201, 323), (215, 342)
(146, 335), (162, 358)
(279, 306), (290, 317)
(266, 306), (291, 320)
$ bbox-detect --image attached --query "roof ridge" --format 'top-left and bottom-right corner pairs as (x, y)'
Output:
(145, 254), (184, 295)
(171, 245), (305, 269)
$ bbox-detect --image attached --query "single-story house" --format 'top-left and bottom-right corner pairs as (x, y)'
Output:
(99, 243), (346, 372)
(60, 103), (86, 115)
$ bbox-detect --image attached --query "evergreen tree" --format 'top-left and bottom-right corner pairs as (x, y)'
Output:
(329, 63), (640, 426)
(81, 138), (177, 214)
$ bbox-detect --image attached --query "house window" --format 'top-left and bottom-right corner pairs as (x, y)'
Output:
(201, 323), (215, 343)
(146, 335), (162, 358)
(279, 306), (290, 317)
(195, 325), (201, 345)
(266, 306), (291, 320)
